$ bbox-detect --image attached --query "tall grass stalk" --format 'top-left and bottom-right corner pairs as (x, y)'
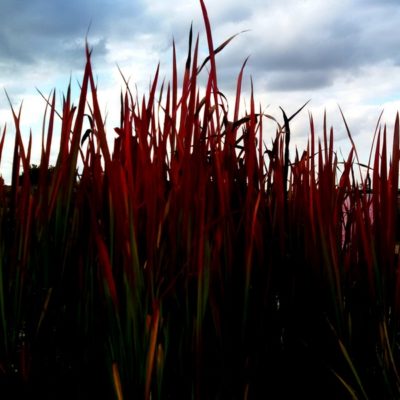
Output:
(0, 2), (399, 398)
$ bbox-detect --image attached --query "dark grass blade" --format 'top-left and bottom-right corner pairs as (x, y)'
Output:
(197, 30), (249, 75)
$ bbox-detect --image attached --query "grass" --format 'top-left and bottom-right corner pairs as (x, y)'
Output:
(0, 1), (399, 398)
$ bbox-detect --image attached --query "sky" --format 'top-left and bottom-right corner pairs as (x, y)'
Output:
(0, 0), (400, 182)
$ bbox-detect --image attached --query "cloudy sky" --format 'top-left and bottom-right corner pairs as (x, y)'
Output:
(0, 0), (399, 182)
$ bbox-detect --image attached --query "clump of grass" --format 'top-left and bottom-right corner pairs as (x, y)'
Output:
(0, 1), (399, 398)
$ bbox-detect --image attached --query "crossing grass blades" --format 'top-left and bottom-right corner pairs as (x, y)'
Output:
(0, 1), (399, 398)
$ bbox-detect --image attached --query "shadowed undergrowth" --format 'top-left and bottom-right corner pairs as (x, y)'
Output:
(0, 1), (399, 399)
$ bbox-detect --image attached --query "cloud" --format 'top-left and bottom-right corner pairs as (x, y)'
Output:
(210, 0), (400, 92)
(0, 0), (151, 97)
(265, 70), (333, 91)
(2, 0), (400, 92)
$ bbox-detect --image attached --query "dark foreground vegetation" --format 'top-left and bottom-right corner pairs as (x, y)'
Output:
(0, 1), (399, 398)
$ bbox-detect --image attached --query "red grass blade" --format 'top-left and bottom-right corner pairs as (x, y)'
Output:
(95, 233), (119, 307)
(145, 302), (160, 400)
(0, 124), (6, 166)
